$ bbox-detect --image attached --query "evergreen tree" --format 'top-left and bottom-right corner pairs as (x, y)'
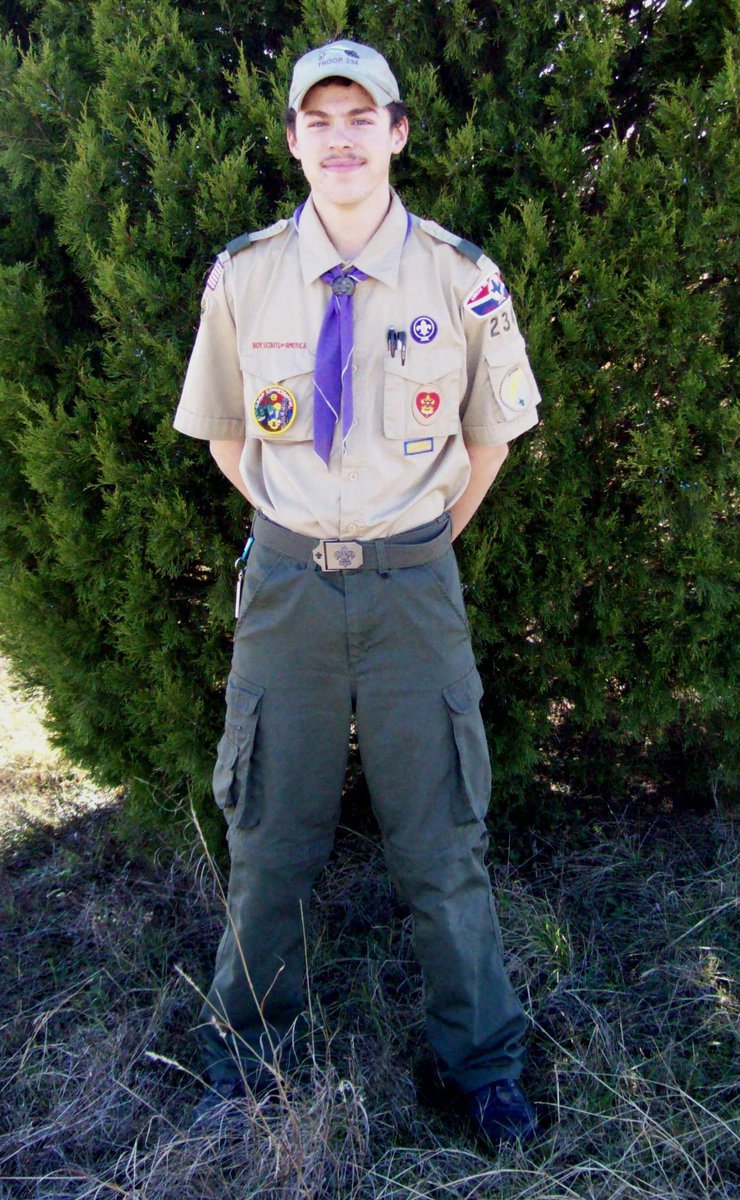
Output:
(0, 0), (736, 840)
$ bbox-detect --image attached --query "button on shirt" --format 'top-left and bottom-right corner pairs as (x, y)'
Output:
(174, 191), (542, 540)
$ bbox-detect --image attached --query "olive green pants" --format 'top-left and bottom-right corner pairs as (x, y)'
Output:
(198, 514), (528, 1093)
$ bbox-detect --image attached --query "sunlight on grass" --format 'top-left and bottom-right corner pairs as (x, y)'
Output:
(0, 655), (60, 770)
(0, 657), (120, 849)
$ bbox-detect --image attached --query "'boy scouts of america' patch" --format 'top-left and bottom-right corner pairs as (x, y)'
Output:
(464, 269), (510, 318)
(253, 385), (297, 434)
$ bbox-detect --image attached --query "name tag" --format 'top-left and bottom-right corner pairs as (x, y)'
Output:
(404, 438), (434, 456)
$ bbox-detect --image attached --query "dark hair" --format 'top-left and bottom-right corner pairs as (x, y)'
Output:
(284, 76), (408, 133)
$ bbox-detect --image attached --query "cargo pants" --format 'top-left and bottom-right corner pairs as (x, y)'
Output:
(198, 512), (528, 1094)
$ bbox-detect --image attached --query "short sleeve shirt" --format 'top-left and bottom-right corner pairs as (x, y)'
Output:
(174, 191), (541, 540)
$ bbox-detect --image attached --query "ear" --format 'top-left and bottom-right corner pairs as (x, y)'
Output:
(286, 126), (301, 161)
(391, 117), (409, 156)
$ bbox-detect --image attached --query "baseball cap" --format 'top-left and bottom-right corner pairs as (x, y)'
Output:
(289, 40), (401, 112)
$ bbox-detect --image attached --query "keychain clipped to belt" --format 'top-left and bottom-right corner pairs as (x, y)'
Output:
(234, 525), (255, 619)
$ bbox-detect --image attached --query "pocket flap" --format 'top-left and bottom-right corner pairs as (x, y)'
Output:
(212, 734), (239, 812)
(443, 667), (484, 714)
(443, 668), (490, 823)
(217, 674), (264, 828)
(242, 348), (315, 385)
(384, 346), (462, 385)
(226, 674), (264, 720)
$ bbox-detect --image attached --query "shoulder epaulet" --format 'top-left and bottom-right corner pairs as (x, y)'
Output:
(225, 218), (289, 259)
(412, 215), (486, 268)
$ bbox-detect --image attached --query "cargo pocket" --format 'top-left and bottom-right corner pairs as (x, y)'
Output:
(443, 667), (492, 824)
(212, 673), (264, 829)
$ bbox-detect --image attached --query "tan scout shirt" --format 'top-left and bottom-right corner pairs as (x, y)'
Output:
(174, 191), (541, 540)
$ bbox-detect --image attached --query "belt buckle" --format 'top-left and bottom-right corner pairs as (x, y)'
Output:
(312, 539), (364, 571)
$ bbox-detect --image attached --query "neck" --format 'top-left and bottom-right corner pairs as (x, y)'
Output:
(311, 186), (393, 261)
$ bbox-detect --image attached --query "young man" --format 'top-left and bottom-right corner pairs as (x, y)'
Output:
(175, 40), (542, 1143)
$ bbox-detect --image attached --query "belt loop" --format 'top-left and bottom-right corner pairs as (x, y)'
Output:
(375, 539), (390, 577)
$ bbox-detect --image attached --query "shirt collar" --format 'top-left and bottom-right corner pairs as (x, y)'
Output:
(297, 189), (409, 288)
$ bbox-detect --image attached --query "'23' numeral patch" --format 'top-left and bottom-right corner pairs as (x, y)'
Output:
(489, 307), (517, 338)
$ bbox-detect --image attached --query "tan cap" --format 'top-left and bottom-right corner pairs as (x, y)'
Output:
(289, 41), (400, 112)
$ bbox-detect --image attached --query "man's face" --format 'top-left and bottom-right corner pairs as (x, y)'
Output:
(286, 81), (408, 211)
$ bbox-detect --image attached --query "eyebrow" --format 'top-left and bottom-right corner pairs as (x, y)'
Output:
(302, 106), (378, 118)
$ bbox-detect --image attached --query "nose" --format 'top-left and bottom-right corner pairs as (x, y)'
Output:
(327, 120), (353, 150)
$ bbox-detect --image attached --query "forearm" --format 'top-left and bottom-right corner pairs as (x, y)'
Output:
(448, 441), (509, 539)
(209, 439), (254, 504)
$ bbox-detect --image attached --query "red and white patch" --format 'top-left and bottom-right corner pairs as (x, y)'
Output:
(413, 389), (442, 425)
(463, 269), (509, 318)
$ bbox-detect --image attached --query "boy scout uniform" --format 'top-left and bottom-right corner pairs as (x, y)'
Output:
(175, 187), (541, 1095)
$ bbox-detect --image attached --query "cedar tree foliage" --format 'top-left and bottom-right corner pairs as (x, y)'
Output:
(0, 0), (736, 836)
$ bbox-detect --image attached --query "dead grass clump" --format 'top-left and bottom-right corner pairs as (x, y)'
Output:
(0, 759), (737, 1200)
(104, 1058), (375, 1200)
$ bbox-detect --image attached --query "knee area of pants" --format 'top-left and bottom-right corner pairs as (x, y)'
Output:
(386, 841), (490, 897)
(385, 820), (486, 868)
(229, 835), (334, 874)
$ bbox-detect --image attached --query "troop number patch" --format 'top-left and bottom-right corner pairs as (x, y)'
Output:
(253, 385), (297, 434)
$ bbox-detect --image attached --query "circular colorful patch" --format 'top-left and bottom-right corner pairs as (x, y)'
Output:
(413, 388), (442, 424)
(410, 315), (438, 344)
(253, 384), (297, 435)
(498, 366), (531, 413)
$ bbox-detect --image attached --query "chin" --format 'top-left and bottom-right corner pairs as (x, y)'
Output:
(332, 190), (370, 208)
(321, 179), (379, 209)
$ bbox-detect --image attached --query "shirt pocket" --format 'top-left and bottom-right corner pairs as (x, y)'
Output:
(484, 337), (540, 424)
(383, 346), (463, 440)
(241, 348), (316, 443)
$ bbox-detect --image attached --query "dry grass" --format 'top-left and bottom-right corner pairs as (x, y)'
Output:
(0, 660), (737, 1199)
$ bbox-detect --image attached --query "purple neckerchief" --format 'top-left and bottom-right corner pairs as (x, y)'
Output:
(313, 260), (369, 466)
(294, 201), (412, 466)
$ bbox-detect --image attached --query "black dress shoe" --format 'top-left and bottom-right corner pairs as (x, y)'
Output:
(462, 1078), (538, 1145)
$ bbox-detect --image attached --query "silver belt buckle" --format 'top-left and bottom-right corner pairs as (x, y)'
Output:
(312, 539), (364, 571)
